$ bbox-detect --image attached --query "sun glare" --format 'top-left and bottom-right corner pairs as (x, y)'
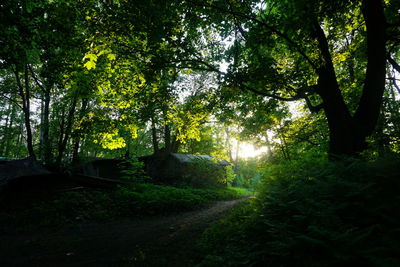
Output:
(238, 142), (268, 159)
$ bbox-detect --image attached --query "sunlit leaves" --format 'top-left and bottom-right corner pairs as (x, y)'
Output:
(107, 53), (116, 61)
(84, 60), (96, 70)
(83, 53), (97, 70)
(94, 129), (126, 150)
(84, 53), (98, 62)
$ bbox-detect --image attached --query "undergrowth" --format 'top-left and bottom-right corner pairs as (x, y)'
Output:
(0, 183), (249, 232)
(199, 155), (400, 267)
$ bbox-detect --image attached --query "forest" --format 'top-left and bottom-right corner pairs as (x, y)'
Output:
(1, 0), (400, 266)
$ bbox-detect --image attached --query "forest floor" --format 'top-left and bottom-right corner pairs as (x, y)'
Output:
(0, 197), (249, 267)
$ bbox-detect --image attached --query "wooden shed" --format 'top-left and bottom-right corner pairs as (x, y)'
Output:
(0, 157), (79, 192)
(0, 157), (52, 191)
(77, 158), (125, 179)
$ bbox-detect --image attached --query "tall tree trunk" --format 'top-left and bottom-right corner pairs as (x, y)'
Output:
(41, 89), (51, 164)
(234, 139), (240, 171)
(16, 119), (24, 157)
(72, 99), (88, 165)
(352, 0), (387, 150)
(39, 100), (44, 158)
(225, 127), (233, 162)
(170, 136), (181, 153)
(151, 119), (159, 154)
(23, 65), (35, 159)
(278, 128), (290, 160)
(313, 21), (354, 157)
(56, 97), (77, 166)
(164, 124), (171, 152)
(312, 0), (386, 158)
(4, 105), (16, 157)
(14, 65), (36, 159)
(164, 124), (180, 153)
(1, 103), (11, 156)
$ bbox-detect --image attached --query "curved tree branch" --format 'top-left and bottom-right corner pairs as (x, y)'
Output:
(0, 93), (23, 109)
(28, 65), (46, 93)
(388, 55), (400, 73)
(304, 95), (323, 113)
(233, 82), (303, 102)
(188, 0), (318, 70)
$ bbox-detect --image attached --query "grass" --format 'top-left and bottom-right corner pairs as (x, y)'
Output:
(198, 155), (400, 266)
(0, 182), (249, 232)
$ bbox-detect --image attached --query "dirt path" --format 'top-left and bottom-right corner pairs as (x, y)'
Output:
(0, 197), (249, 267)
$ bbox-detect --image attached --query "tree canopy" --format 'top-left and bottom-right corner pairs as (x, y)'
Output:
(0, 0), (399, 165)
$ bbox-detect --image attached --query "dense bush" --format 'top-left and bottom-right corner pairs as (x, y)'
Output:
(119, 157), (149, 182)
(183, 158), (229, 187)
(200, 155), (400, 266)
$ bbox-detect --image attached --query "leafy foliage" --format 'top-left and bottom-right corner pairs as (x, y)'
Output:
(0, 183), (249, 232)
(0, 2), (399, 266)
(183, 158), (228, 188)
(200, 155), (400, 266)
(233, 158), (261, 189)
(119, 157), (148, 182)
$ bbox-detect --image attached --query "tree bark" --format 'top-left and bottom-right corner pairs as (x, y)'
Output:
(72, 99), (88, 165)
(23, 65), (36, 159)
(313, 21), (354, 157)
(56, 97), (77, 166)
(42, 88), (51, 164)
(170, 137), (181, 153)
(1, 103), (11, 156)
(312, 0), (387, 158)
(151, 119), (159, 154)
(234, 139), (240, 172)
(353, 0), (387, 149)
(14, 65), (36, 159)
(4, 105), (16, 157)
(164, 124), (171, 152)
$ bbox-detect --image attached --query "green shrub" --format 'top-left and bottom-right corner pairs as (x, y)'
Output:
(119, 157), (148, 182)
(0, 183), (249, 232)
(114, 183), (204, 215)
(183, 158), (228, 188)
(200, 156), (400, 266)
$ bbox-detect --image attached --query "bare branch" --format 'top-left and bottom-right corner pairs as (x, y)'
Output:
(388, 55), (400, 73)
(393, 81), (400, 95)
(12, 67), (27, 108)
(0, 93), (23, 109)
(28, 65), (47, 93)
(304, 95), (323, 113)
(227, 1), (248, 40)
(163, 57), (222, 73)
(188, 0), (318, 70)
(388, 77), (400, 95)
(166, 57), (313, 102)
(235, 82), (303, 101)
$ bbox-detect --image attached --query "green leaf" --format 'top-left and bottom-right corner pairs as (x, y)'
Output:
(84, 53), (98, 62)
(84, 61), (96, 70)
(107, 54), (116, 61)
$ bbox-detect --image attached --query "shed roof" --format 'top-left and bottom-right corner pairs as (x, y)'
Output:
(171, 153), (230, 166)
(0, 158), (51, 187)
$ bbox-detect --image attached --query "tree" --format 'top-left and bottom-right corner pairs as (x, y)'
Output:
(2, 0), (398, 164)
(0, 0), (94, 164)
(180, 0), (398, 158)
